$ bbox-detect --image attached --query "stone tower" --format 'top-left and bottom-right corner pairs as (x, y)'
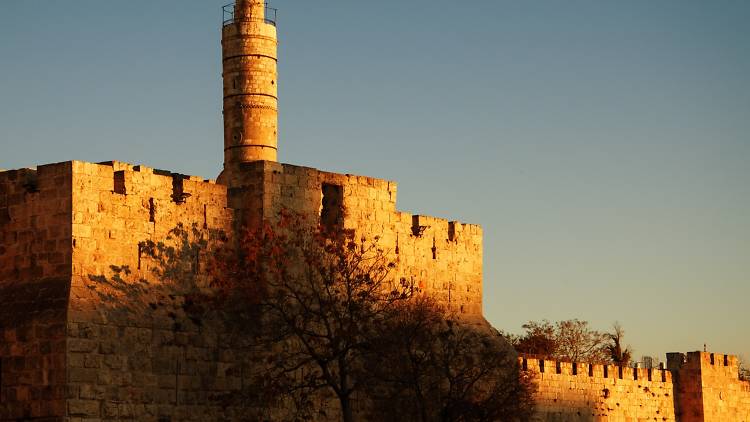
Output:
(219, 0), (278, 185)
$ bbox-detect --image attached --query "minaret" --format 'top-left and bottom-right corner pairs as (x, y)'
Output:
(219, 0), (278, 184)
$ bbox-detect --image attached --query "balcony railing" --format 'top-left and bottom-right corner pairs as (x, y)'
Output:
(223, 2), (277, 27)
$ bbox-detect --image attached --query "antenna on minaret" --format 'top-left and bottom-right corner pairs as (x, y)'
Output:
(218, 0), (279, 185)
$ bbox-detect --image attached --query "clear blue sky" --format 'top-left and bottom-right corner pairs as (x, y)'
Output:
(1, 1), (748, 362)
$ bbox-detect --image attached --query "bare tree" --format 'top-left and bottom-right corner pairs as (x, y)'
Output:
(90, 215), (537, 421)
(209, 211), (412, 422)
(554, 319), (608, 363)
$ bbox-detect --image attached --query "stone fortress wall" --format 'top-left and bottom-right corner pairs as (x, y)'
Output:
(229, 161), (484, 316)
(0, 159), (483, 421)
(521, 355), (676, 421)
(0, 164), (72, 420)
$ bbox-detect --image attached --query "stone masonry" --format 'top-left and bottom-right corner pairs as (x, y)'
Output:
(522, 356), (676, 421)
(522, 351), (750, 421)
(1, 159), (483, 421)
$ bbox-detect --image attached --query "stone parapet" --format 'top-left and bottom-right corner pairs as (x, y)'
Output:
(520, 355), (676, 421)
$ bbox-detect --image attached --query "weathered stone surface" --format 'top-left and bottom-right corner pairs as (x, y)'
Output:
(523, 356), (677, 421)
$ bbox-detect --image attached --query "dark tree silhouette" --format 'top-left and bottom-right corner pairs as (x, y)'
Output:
(505, 320), (558, 357)
(605, 322), (633, 366)
(369, 297), (536, 422)
(506, 319), (609, 363)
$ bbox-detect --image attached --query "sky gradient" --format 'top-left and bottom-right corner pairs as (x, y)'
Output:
(1, 0), (748, 362)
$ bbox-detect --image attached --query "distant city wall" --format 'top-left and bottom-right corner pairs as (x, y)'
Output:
(521, 355), (676, 421)
(523, 351), (750, 422)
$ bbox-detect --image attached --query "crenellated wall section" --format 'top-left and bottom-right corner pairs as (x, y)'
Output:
(228, 161), (483, 317)
(521, 355), (676, 421)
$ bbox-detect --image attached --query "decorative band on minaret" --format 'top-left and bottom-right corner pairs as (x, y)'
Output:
(221, 0), (278, 170)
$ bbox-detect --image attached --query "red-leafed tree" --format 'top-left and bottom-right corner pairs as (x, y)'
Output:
(208, 210), (413, 422)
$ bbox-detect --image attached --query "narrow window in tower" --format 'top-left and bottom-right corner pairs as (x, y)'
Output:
(149, 198), (156, 223)
(321, 184), (343, 232)
(114, 171), (126, 195)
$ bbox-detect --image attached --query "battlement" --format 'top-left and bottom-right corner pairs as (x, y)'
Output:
(668, 351), (750, 421)
(2, 159), (483, 316)
(218, 160), (484, 316)
(519, 353), (676, 420)
(667, 351), (743, 376)
(520, 351), (750, 421)
(520, 355), (673, 384)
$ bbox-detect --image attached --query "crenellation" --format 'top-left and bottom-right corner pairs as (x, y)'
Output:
(522, 352), (750, 421)
(519, 356), (675, 421)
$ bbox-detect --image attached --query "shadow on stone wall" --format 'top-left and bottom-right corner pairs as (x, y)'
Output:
(73, 220), (533, 422)
(0, 279), (69, 420)
(72, 224), (279, 421)
(85, 223), (222, 331)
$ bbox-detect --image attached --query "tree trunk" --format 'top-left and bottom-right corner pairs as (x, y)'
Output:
(340, 395), (354, 422)
(338, 357), (354, 422)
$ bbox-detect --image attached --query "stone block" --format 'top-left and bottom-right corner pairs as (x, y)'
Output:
(69, 399), (100, 417)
